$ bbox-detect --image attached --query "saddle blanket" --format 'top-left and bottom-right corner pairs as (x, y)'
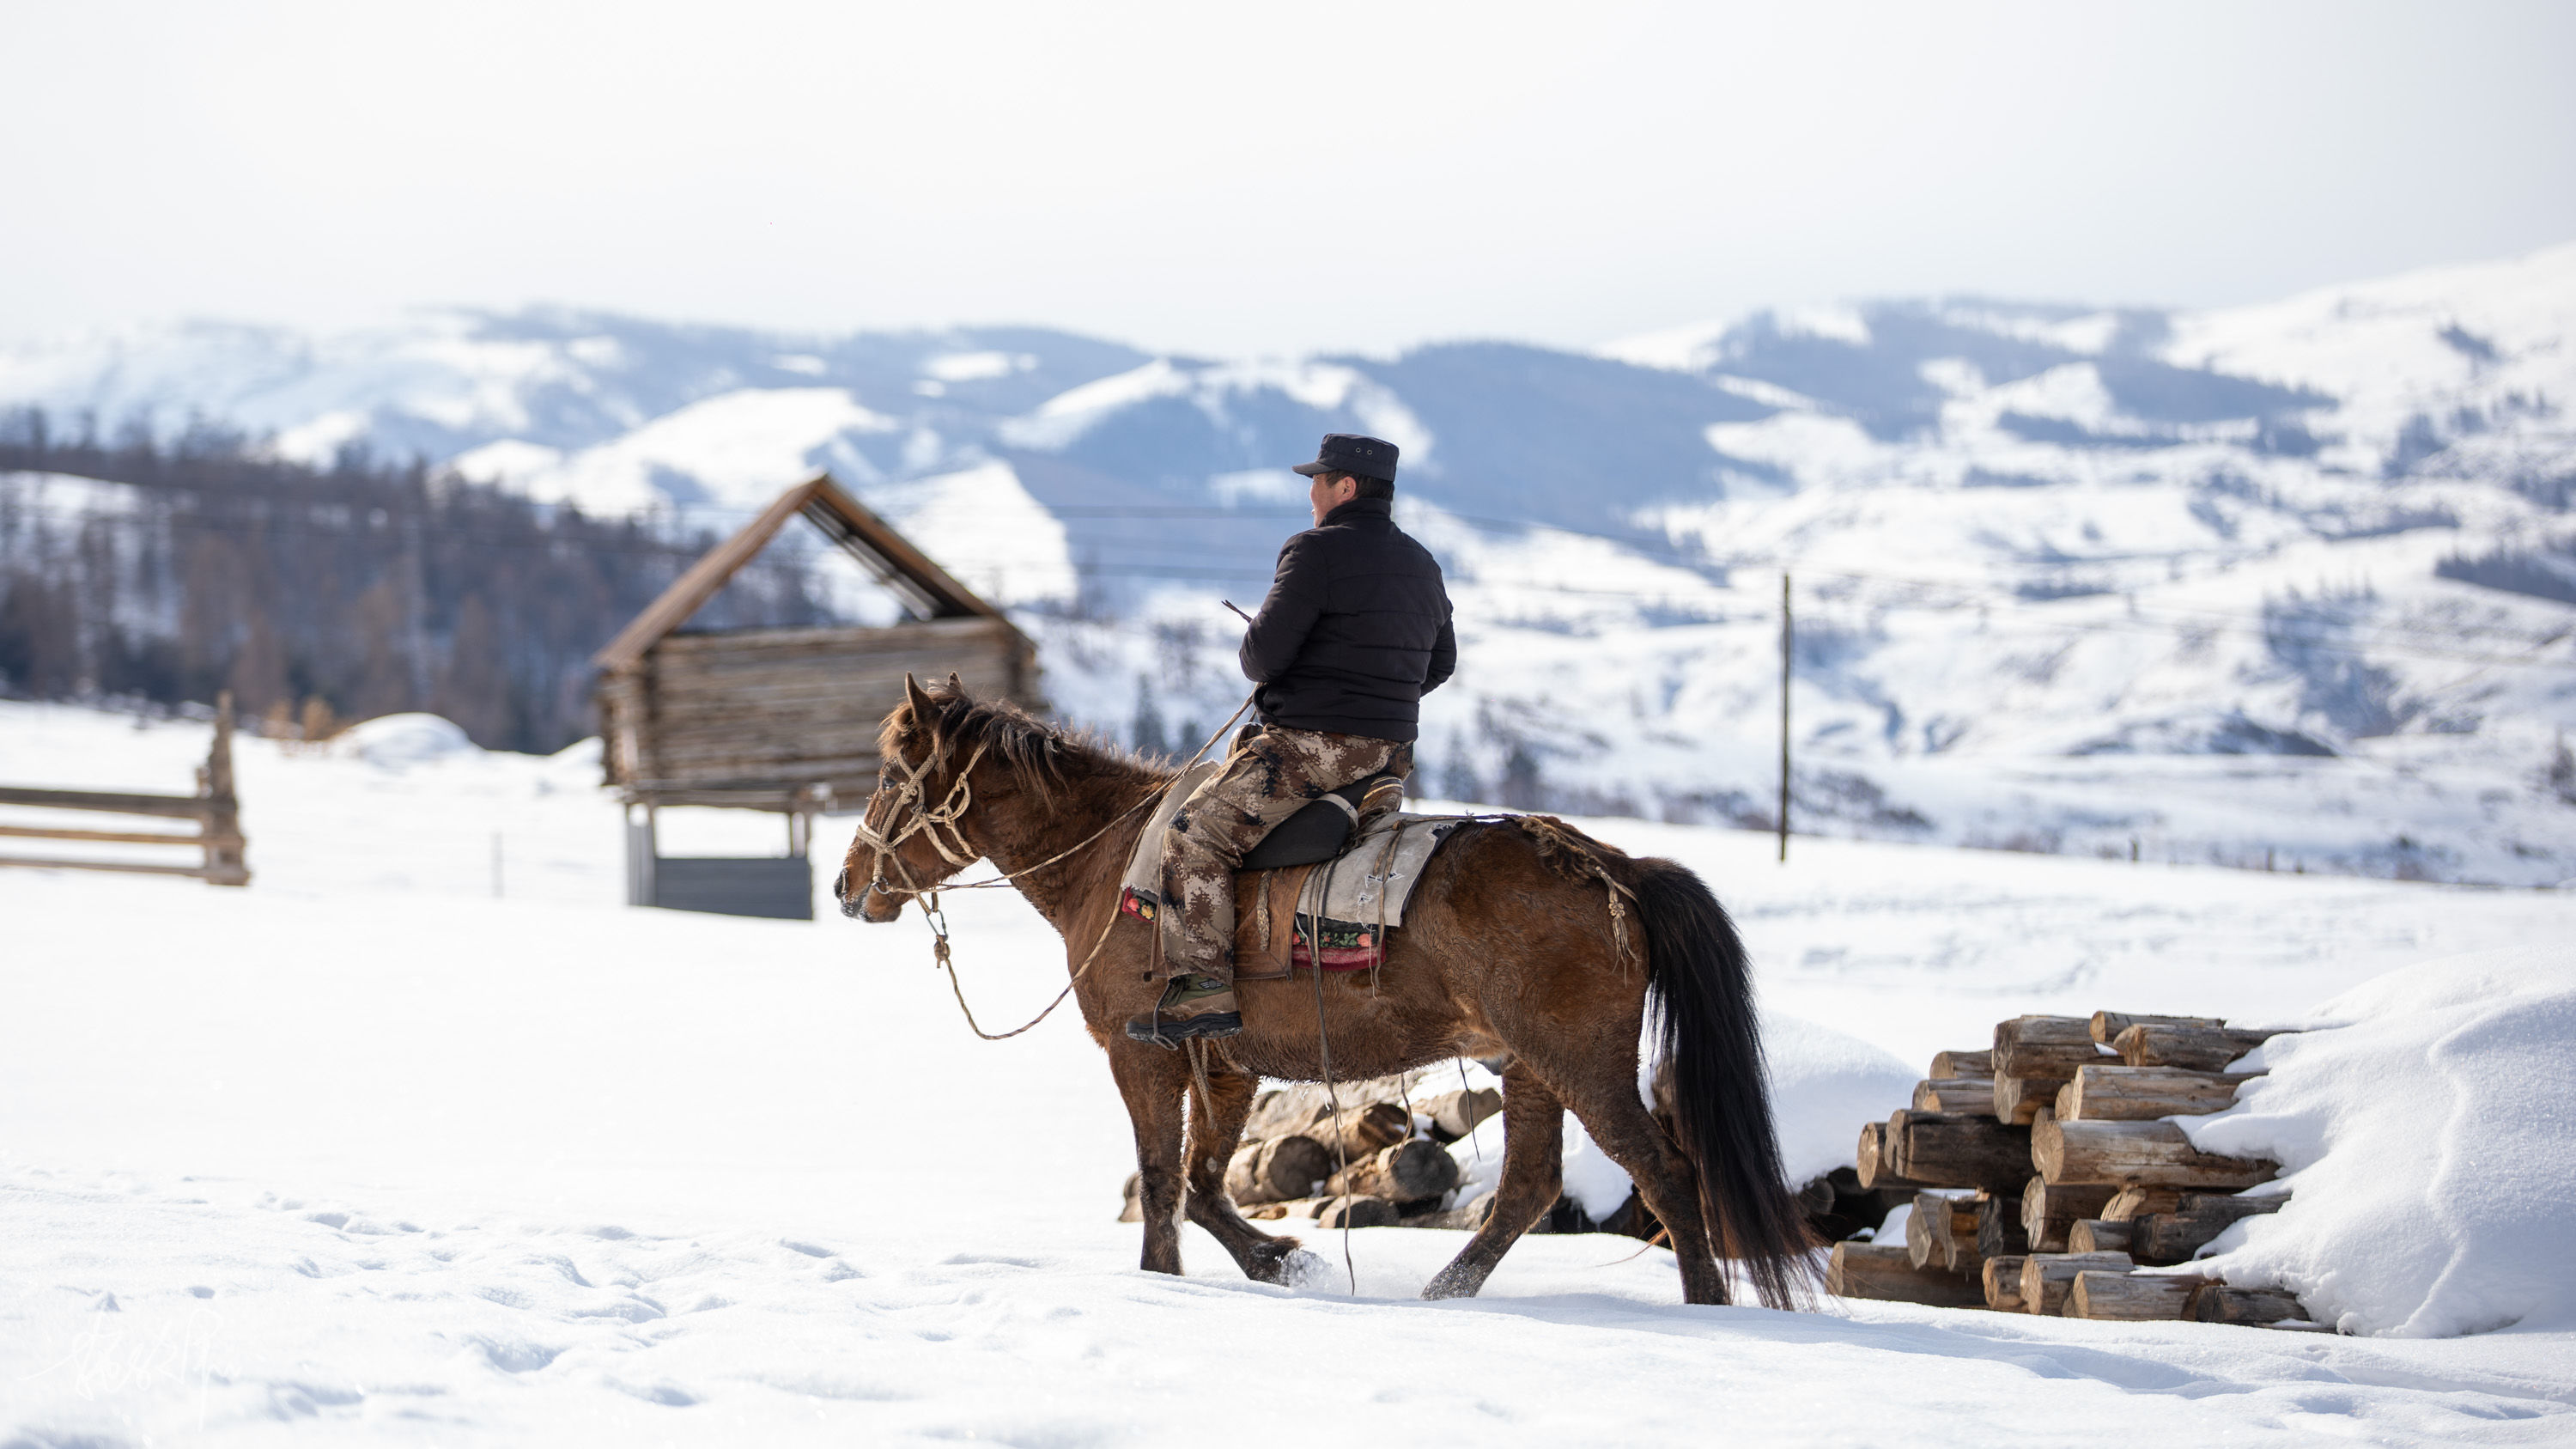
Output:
(1116, 763), (1461, 970)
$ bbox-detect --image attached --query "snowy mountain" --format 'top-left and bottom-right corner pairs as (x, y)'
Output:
(5, 244), (2574, 883)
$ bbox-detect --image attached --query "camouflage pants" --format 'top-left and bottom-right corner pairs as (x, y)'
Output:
(1159, 727), (1411, 983)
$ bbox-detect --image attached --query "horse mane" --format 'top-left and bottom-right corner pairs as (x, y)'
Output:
(890, 679), (1173, 803)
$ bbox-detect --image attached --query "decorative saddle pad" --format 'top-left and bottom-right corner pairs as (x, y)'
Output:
(1283, 813), (1461, 933)
(1116, 764), (1462, 971)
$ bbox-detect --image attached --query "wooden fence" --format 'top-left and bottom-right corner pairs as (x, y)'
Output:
(0, 693), (250, 886)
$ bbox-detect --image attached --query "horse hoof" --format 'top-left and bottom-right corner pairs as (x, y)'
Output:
(1277, 1250), (1334, 1290)
(1420, 1265), (1484, 1300)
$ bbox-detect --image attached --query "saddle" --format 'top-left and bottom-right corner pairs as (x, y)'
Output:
(1241, 772), (1408, 870)
(1116, 766), (1461, 977)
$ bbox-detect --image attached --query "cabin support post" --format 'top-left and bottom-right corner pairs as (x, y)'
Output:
(625, 804), (659, 907)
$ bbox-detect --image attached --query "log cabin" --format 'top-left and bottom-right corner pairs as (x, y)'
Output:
(593, 474), (1042, 918)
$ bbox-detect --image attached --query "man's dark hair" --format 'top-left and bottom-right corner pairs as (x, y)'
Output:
(1325, 470), (1395, 502)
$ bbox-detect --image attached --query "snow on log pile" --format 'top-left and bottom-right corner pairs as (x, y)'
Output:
(1831, 949), (2576, 1336)
(1830, 1008), (2315, 1327)
(2182, 947), (2576, 1336)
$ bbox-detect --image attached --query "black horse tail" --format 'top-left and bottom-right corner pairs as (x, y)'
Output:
(1636, 858), (1816, 1310)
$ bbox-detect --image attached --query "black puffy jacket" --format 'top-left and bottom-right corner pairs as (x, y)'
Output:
(1238, 496), (1455, 742)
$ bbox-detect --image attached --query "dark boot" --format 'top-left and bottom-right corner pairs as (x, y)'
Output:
(1123, 973), (1242, 1048)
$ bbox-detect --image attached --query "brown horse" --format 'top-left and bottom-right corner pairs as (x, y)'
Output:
(835, 676), (1813, 1307)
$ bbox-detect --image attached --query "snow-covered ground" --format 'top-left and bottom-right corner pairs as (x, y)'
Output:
(5, 703), (2574, 1445)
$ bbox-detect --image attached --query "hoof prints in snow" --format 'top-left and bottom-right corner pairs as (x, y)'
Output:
(468, 1336), (565, 1373)
(5, 1155), (2573, 1444)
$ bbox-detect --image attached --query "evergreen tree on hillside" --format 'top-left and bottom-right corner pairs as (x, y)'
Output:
(1130, 673), (1169, 758)
(1439, 728), (1483, 805)
(0, 405), (840, 752)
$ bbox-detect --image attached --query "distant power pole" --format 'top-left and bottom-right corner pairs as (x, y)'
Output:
(1778, 571), (1792, 864)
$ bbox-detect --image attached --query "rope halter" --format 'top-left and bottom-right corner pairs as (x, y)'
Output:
(852, 734), (991, 900)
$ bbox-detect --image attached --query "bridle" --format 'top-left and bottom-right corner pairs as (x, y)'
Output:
(848, 733), (991, 906)
(839, 689), (1257, 1042)
(837, 721), (1166, 1043)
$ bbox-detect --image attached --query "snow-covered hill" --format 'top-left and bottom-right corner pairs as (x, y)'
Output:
(6, 245), (2575, 882)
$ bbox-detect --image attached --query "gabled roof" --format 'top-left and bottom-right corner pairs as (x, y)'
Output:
(592, 473), (1016, 672)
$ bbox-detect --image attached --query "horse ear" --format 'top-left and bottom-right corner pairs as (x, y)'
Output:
(946, 671), (964, 697)
(903, 672), (935, 718)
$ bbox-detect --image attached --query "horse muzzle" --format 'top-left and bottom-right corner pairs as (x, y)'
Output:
(835, 867), (904, 922)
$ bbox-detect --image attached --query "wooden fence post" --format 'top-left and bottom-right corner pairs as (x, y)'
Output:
(0, 700), (251, 884)
(202, 692), (250, 886)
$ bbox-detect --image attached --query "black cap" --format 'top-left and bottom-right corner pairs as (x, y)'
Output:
(1291, 433), (1399, 484)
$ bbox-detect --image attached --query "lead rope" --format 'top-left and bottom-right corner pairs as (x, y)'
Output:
(1185, 1038), (1217, 1157)
(1303, 849), (1358, 1294)
(1457, 1056), (1483, 1166)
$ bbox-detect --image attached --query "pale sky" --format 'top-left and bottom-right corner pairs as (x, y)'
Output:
(6, 0), (2573, 357)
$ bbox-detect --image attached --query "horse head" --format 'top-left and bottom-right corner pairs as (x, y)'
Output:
(835, 673), (981, 922)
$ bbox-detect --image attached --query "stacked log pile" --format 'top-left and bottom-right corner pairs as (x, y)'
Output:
(1827, 1010), (2319, 1329)
(1121, 1068), (1506, 1231)
(1120, 1065), (1910, 1242)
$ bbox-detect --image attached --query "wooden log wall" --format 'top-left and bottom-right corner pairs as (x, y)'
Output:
(600, 618), (1036, 807)
(1829, 1008), (2319, 1330)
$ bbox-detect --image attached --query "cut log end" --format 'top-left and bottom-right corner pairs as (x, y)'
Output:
(2105, 1186), (2188, 1221)
(1907, 1190), (1984, 1272)
(2067, 1270), (2202, 1321)
(2058, 1064), (2257, 1122)
(1225, 1135), (1334, 1205)
(1993, 1015), (2102, 1082)
(1856, 1121), (1925, 1191)
(1983, 1255), (2029, 1312)
(2019, 1252), (2135, 1316)
(1325, 1139), (1459, 1204)
(2190, 1284), (2311, 1326)
(2034, 1116), (2275, 1190)
(2114, 1022), (2279, 1072)
(1827, 1243), (1988, 1308)
(1915, 1076), (1998, 1116)
(1888, 1110), (2032, 1191)
(2021, 1179), (2117, 1253)
(2090, 1011), (2222, 1046)
(2068, 1219), (2131, 1255)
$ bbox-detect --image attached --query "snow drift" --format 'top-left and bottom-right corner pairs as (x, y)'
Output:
(2187, 947), (2576, 1336)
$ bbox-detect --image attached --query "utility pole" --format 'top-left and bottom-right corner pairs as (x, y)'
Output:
(1778, 571), (1792, 863)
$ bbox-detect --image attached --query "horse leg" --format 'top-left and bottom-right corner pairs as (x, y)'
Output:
(1108, 1041), (1189, 1275)
(1546, 1062), (1734, 1306)
(1179, 1058), (1312, 1285)
(1421, 1062), (1565, 1300)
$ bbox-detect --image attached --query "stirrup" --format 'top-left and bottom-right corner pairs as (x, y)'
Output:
(1123, 974), (1242, 1049)
(1123, 1008), (1243, 1050)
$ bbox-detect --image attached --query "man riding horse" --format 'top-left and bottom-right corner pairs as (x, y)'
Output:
(1125, 432), (1456, 1047)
